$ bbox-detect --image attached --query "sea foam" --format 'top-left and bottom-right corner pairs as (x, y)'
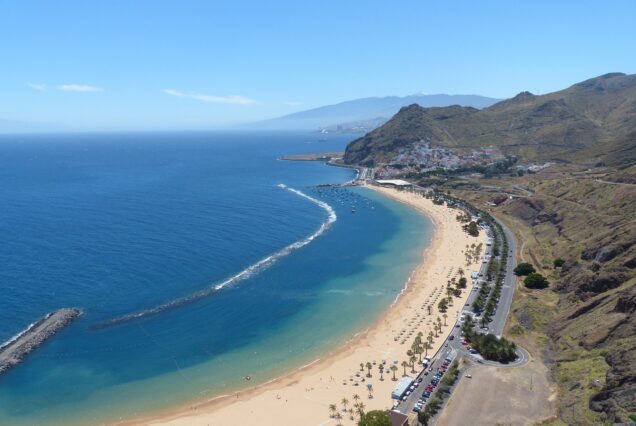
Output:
(92, 185), (336, 329)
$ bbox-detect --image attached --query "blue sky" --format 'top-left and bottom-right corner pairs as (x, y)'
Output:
(1, 0), (635, 131)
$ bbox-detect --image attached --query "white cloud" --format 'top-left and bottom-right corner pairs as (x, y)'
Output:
(57, 84), (102, 92)
(284, 101), (302, 107)
(163, 88), (186, 97)
(164, 89), (257, 105)
(28, 83), (47, 91)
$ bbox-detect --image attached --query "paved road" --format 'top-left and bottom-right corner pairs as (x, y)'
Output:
(395, 217), (520, 416)
(489, 217), (518, 337)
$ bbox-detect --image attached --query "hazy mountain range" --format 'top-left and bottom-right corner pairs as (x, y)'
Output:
(254, 94), (501, 131)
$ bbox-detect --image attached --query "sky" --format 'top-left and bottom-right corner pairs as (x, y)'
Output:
(1, 0), (635, 131)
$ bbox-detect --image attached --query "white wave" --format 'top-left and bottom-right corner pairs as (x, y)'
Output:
(0, 313), (51, 350)
(326, 289), (353, 295)
(93, 185), (337, 329)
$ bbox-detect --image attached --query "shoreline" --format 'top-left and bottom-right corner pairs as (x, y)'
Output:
(121, 185), (485, 426)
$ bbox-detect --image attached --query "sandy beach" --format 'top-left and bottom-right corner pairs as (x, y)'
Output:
(125, 185), (486, 426)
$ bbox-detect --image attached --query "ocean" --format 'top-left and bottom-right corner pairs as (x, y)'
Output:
(0, 131), (431, 425)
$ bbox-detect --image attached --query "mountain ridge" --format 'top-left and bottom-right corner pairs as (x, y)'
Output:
(344, 73), (636, 167)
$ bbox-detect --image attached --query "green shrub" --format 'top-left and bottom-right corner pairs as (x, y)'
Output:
(514, 262), (536, 276)
(553, 258), (565, 268)
(524, 273), (549, 289)
(358, 410), (392, 426)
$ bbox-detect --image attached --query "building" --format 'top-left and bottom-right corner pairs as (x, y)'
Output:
(389, 410), (410, 426)
(391, 376), (413, 399)
(375, 179), (413, 188)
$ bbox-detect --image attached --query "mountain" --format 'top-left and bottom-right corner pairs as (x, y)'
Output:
(344, 73), (636, 167)
(254, 94), (500, 131)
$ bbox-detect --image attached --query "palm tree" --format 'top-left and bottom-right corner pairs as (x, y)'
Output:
(334, 412), (343, 426)
(348, 408), (354, 421)
(390, 364), (398, 381)
(427, 305), (432, 315)
(414, 343), (423, 362)
(481, 315), (488, 328)
(378, 364), (384, 381)
(328, 403), (337, 418)
(353, 393), (360, 404)
(341, 397), (349, 412)
(406, 349), (413, 359)
(409, 355), (417, 372)
(443, 313), (448, 326)
(359, 362), (364, 372)
(401, 361), (408, 376)
(357, 402), (366, 417)
(424, 341), (432, 357)
(365, 361), (372, 378)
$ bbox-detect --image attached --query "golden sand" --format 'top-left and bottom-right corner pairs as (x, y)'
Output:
(123, 186), (486, 426)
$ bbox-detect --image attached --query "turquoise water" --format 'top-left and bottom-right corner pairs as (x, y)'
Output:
(0, 131), (430, 425)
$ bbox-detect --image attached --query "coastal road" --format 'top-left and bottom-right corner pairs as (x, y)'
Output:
(489, 218), (518, 337)
(395, 217), (520, 417)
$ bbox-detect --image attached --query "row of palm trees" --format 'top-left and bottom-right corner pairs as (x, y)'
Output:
(403, 318), (448, 374)
(358, 360), (387, 381)
(328, 394), (367, 425)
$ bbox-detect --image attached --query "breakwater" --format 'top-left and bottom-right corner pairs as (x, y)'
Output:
(0, 308), (81, 375)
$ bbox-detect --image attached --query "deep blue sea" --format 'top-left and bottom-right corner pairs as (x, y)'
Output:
(0, 131), (430, 425)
